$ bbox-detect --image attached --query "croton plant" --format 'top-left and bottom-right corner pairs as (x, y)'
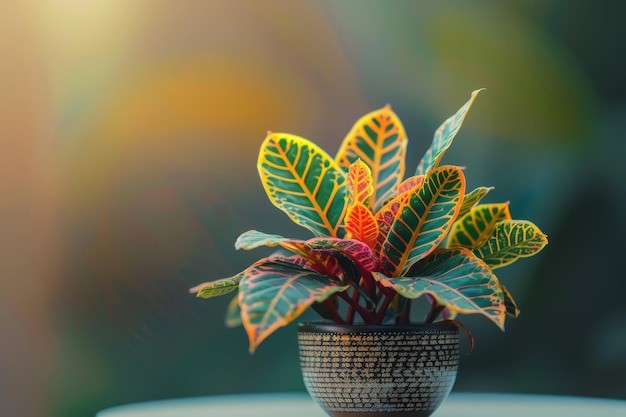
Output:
(191, 90), (548, 352)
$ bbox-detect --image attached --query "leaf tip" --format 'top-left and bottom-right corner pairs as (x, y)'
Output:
(498, 314), (506, 331)
(467, 89), (485, 107)
(189, 282), (206, 295)
(266, 130), (273, 135)
(244, 323), (260, 353)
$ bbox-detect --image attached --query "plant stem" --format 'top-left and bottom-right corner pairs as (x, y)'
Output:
(338, 291), (374, 322)
(345, 288), (360, 324)
(324, 299), (345, 324)
(374, 289), (396, 324)
(425, 302), (445, 323)
(360, 271), (378, 302)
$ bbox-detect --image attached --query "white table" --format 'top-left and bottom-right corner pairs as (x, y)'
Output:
(96, 392), (626, 417)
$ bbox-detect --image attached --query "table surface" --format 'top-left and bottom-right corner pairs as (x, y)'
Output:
(97, 392), (626, 417)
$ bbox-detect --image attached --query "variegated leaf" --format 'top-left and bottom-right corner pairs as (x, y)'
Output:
(473, 220), (548, 269)
(398, 175), (424, 194)
(193, 253), (315, 300)
(306, 237), (378, 272)
(225, 295), (243, 327)
(239, 259), (349, 351)
(258, 133), (347, 237)
(374, 248), (505, 329)
(380, 165), (466, 276)
(235, 230), (320, 265)
(191, 273), (243, 299)
(457, 186), (494, 218)
(502, 284), (520, 318)
(336, 106), (408, 211)
(373, 181), (422, 253)
(448, 203), (512, 248)
(235, 230), (300, 251)
(344, 202), (379, 250)
(347, 159), (374, 206)
(416, 89), (483, 175)
(237, 231), (346, 277)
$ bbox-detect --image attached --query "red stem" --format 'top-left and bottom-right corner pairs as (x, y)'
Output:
(338, 291), (374, 322)
(425, 302), (445, 323)
(374, 288), (397, 324)
(345, 288), (360, 324)
(360, 271), (378, 301)
(324, 299), (345, 324)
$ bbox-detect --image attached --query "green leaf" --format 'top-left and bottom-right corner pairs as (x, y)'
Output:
(258, 133), (347, 237)
(457, 186), (494, 218)
(191, 273), (243, 299)
(380, 165), (466, 276)
(192, 252), (318, 301)
(236, 231), (351, 279)
(448, 203), (512, 248)
(502, 285), (520, 318)
(336, 106), (408, 211)
(374, 248), (506, 329)
(473, 220), (548, 269)
(416, 89), (483, 175)
(235, 230), (296, 250)
(373, 182), (418, 253)
(239, 259), (349, 352)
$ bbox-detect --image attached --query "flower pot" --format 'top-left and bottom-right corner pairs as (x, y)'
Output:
(298, 322), (460, 417)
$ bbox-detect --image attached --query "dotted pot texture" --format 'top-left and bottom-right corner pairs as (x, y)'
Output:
(298, 322), (460, 417)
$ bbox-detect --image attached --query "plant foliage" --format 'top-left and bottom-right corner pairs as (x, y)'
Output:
(191, 90), (548, 351)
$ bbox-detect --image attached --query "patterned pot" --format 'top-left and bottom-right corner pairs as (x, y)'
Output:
(298, 322), (460, 417)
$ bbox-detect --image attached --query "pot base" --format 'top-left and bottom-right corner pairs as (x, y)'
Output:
(331, 412), (436, 417)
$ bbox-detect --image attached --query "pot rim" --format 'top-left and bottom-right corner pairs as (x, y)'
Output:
(298, 321), (459, 334)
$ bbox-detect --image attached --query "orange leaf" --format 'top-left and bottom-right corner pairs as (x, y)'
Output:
(347, 159), (374, 206)
(344, 202), (379, 250)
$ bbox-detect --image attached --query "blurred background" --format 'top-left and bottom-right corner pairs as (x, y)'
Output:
(2, 1), (625, 416)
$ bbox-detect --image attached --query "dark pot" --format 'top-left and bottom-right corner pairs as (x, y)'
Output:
(298, 322), (460, 417)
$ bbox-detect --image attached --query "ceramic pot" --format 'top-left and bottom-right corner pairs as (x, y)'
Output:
(298, 322), (460, 417)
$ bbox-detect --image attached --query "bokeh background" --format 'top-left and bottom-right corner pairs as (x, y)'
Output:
(2, 1), (625, 416)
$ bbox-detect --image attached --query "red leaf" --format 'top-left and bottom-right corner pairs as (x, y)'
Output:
(306, 237), (378, 273)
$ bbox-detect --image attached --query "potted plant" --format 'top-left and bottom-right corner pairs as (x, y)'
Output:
(191, 89), (547, 417)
